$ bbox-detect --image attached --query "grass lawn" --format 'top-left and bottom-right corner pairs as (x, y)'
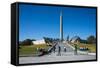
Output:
(71, 43), (96, 53)
(19, 44), (50, 56)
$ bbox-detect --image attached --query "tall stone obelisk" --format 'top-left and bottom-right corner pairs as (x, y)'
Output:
(60, 11), (63, 42)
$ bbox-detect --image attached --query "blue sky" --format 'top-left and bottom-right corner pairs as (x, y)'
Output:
(19, 4), (96, 41)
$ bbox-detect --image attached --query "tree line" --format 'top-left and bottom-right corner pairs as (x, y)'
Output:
(19, 35), (96, 46)
(19, 39), (35, 46)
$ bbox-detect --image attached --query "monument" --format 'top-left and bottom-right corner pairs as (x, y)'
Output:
(60, 11), (63, 42)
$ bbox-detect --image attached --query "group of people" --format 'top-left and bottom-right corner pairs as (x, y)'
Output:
(53, 43), (79, 56)
(38, 43), (89, 57)
(52, 43), (67, 56)
(37, 42), (79, 56)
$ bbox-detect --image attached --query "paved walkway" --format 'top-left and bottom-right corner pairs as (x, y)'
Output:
(19, 54), (96, 64)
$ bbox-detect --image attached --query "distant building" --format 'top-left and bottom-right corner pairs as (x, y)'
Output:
(70, 36), (80, 43)
(32, 39), (45, 45)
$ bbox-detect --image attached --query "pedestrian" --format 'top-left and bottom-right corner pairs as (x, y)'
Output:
(74, 44), (78, 55)
(64, 47), (66, 52)
(53, 45), (56, 53)
(58, 46), (61, 56)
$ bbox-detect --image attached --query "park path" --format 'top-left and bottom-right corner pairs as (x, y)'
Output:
(47, 42), (75, 56)
(19, 54), (96, 64)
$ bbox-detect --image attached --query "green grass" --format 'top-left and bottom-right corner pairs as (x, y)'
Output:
(71, 43), (96, 53)
(19, 44), (50, 55)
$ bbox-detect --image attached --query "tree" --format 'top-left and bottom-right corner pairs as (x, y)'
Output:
(43, 37), (49, 45)
(43, 37), (54, 45)
(20, 39), (33, 45)
(87, 35), (96, 44)
(80, 40), (88, 44)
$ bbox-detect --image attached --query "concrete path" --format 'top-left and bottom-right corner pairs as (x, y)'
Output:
(19, 54), (96, 64)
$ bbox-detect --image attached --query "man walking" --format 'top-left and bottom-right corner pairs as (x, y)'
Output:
(74, 44), (78, 55)
(58, 45), (61, 56)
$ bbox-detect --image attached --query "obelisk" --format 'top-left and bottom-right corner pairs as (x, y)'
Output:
(60, 11), (63, 42)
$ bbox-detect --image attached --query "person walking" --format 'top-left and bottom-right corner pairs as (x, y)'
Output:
(53, 45), (56, 53)
(64, 47), (66, 52)
(58, 45), (61, 56)
(74, 44), (78, 55)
